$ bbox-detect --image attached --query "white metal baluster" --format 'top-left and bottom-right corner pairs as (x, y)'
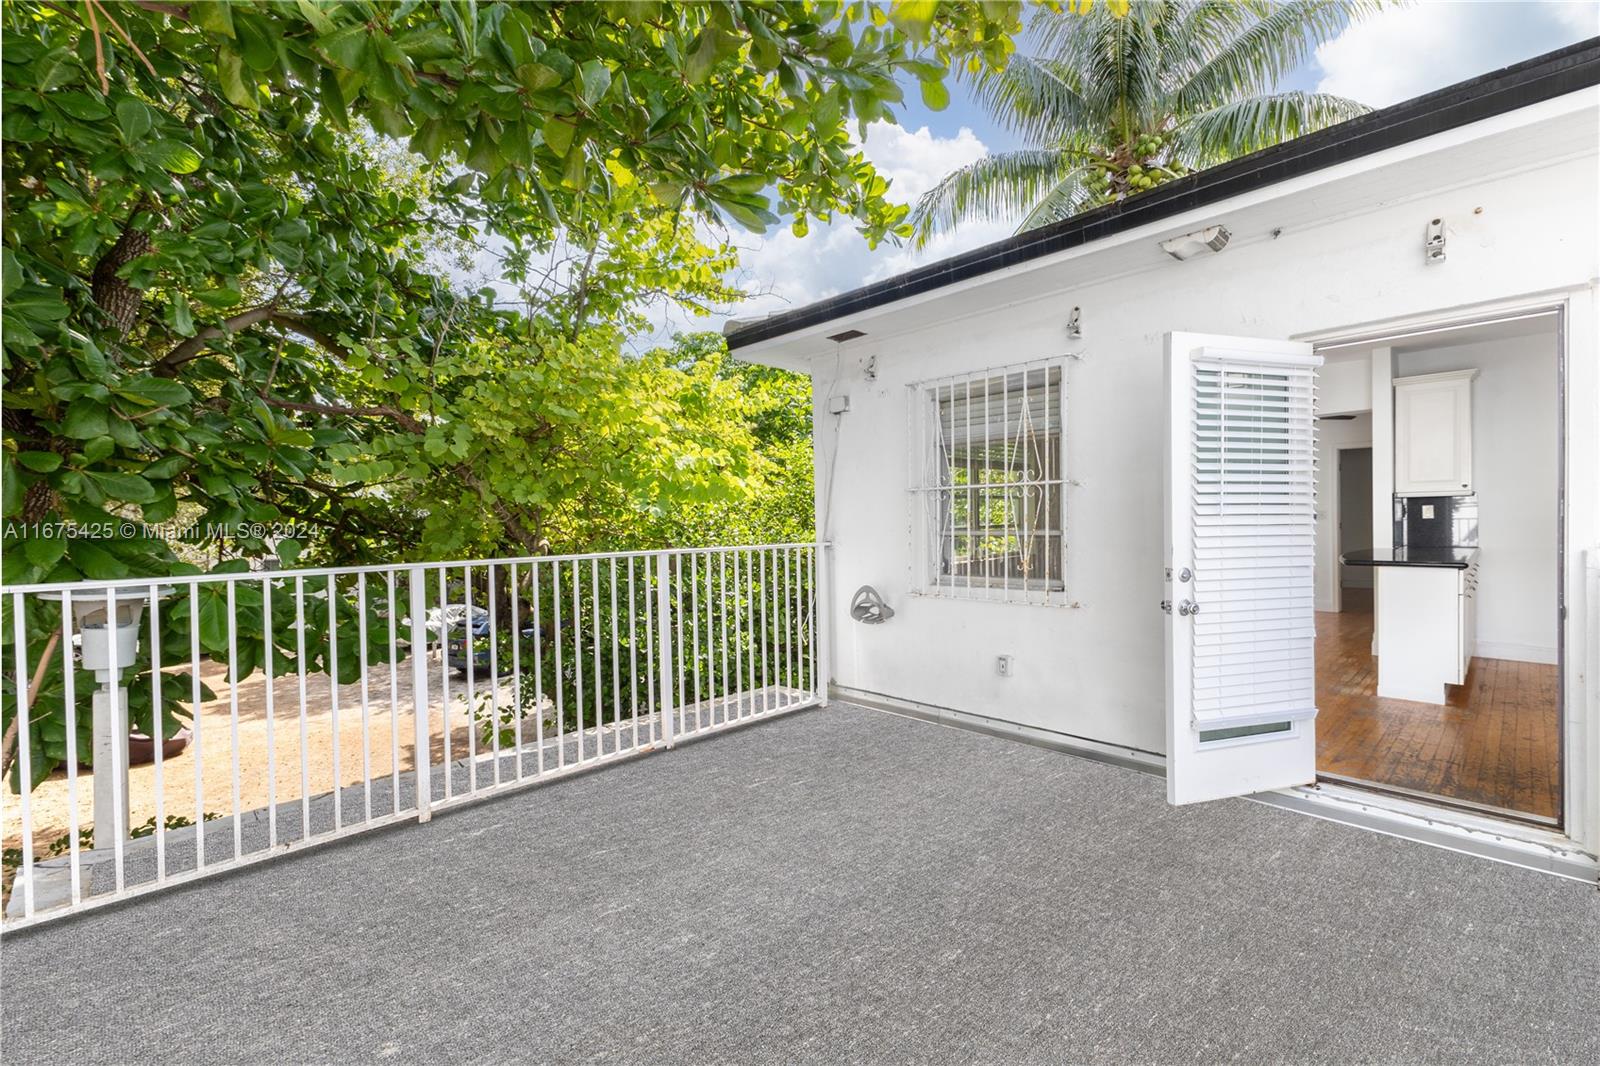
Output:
(806, 547), (819, 697)
(193, 583), (207, 866)
(812, 544), (825, 701)
(488, 562), (501, 786)
(386, 570), (401, 813)
(326, 575), (340, 831)
(794, 548), (804, 703)
(357, 575), (372, 820)
(644, 558), (657, 743)
(734, 549), (745, 719)
(464, 565), (477, 792)
(62, 592), (81, 904)
(691, 553), (702, 731)
(261, 577), (275, 847)
(675, 553), (686, 734)
(409, 567), (432, 820)
(554, 561), (565, 769)
(590, 558), (601, 757)
(438, 568), (452, 798)
(294, 577), (309, 840)
(784, 549), (795, 707)
(510, 562), (524, 782)
(227, 582), (242, 858)
(533, 561), (545, 776)
(573, 560), (584, 763)
(745, 550), (756, 719)
(627, 557), (639, 750)
(149, 583), (166, 878)
(11, 594), (34, 916)
(718, 551), (729, 725)
(701, 552), (713, 726)
(760, 549), (771, 714)
(609, 557), (621, 752)
(655, 552), (675, 748)
(107, 588), (124, 890)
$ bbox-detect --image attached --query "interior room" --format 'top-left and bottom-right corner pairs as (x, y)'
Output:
(1312, 315), (1561, 823)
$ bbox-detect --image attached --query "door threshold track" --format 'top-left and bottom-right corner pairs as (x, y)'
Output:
(1315, 771), (1561, 829)
(1257, 779), (1596, 882)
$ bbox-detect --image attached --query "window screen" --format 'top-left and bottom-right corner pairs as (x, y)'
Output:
(911, 360), (1066, 603)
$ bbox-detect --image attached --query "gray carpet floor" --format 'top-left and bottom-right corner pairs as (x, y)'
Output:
(2, 702), (1596, 1065)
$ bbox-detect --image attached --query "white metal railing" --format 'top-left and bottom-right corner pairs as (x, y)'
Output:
(0, 543), (822, 929)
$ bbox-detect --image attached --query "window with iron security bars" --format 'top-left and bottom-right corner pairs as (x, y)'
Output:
(909, 359), (1068, 604)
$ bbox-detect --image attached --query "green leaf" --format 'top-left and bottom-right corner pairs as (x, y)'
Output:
(294, 0), (336, 35)
(318, 24), (372, 71)
(115, 375), (192, 407)
(919, 77), (950, 111)
(89, 471), (157, 503)
(685, 26), (736, 84)
(61, 399), (109, 439)
(24, 535), (67, 569)
(66, 538), (129, 580)
(142, 139), (203, 174)
(54, 92), (110, 121)
(578, 60), (611, 106)
(168, 293), (195, 336)
(16, 451), (62, 472)
(115, 99), (154, 142)
(542, 115), (575, 157)
(192, 0), (236, 38)
(217, 48), (257, 110)
(887, 0), (939, 41)
(1, 249), (20, 298)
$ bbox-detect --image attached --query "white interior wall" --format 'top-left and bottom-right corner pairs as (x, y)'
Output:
(1313, 413), (1373, 610)
(811, 152), (1597, 762)
(1396, 332), (1560, 662)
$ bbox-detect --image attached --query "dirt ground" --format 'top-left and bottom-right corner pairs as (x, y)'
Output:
(2, 650), (531, 863)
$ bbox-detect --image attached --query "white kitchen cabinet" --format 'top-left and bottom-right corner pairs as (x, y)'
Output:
(1393, 369), (1477, 496)
(1455, 559), (1479, 685)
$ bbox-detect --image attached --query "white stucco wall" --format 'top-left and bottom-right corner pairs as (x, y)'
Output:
(809, 151), (1599, 769)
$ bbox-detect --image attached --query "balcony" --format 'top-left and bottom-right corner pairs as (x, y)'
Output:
(1, 547), (1596, 1062)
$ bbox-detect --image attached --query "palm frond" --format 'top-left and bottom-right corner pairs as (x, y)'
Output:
(907, 148), (1086, 248)
(1016, 168), (1094, 233)
(1172, 91), (1371, 165)
(1173, 1), (1388, 113)
(968, 54), (1096, 146)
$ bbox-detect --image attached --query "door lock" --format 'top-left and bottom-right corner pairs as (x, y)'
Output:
(1177, 599), (1199, 616)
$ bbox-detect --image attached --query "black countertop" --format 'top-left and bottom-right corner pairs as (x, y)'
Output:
(1342, 547), (1479, 570)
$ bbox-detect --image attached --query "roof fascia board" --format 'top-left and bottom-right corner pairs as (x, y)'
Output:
(727, 39), (1600, 354)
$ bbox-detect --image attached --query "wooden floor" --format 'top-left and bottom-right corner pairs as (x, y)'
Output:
(1315, 587), (1561, 821)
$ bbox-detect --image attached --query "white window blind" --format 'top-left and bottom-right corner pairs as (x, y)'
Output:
(910, 359), (1066, 604)
(1189, 356), (1319, 732)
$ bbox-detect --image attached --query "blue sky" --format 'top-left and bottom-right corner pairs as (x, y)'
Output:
(641, 0), (1597, 345)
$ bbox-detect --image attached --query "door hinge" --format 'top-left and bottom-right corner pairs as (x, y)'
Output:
(1160, 599), (1172, 614)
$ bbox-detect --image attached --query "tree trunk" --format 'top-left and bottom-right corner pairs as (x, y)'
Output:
(92, 203), (153, 337)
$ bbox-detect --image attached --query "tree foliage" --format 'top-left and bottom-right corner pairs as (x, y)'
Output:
(1, 1), (1029, 791)
(909, 0), (1381, 243)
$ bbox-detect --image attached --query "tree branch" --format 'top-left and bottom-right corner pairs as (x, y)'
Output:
(154, 307), (351, 374)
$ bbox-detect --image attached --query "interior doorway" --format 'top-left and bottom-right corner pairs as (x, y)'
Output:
(1312, 313), (1563, 825)
(1337, 447), (1372, 606)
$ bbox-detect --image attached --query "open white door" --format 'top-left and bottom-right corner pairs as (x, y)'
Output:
(1164, 332), (1322, 804)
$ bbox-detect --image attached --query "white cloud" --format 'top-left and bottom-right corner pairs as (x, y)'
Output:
(1315, 1), (1599, 108)
(638, 121), (1008, 347)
